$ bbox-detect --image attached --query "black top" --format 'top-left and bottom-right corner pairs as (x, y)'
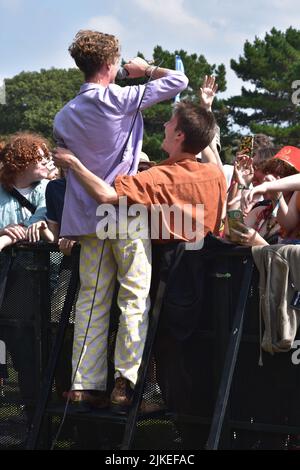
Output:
(45, 178), (66, 227)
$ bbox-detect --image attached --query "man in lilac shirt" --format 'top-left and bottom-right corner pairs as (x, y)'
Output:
(53, 29), (188, 409)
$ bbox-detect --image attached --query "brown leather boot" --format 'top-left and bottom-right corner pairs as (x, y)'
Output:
(110, 377), (133, 408)
(110, 378), (165, 414)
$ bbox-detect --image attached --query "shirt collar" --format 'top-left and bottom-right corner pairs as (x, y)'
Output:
(78, 82), (105, 95)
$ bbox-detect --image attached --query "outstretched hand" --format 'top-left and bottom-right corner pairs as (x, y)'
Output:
(241, 182), (268, 213)
(59, 238), (76, 256)
(234, 154), (254, 188)
(26, 221), (48, 243)
(199, 75), (218, 110)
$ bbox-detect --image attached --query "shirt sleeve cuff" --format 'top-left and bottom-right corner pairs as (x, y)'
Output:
(114, 176), (127, 198)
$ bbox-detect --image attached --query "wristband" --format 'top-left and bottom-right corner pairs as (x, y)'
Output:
(237, 184), (249, 190)
(145, 65), (154, 77)
(277, 192), (283, 202)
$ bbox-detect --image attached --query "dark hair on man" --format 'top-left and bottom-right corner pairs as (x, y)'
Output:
(69, 30), (120, 80)
(174, 102), (216, 154)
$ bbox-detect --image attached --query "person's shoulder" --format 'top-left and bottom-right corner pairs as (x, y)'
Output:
(0, 184), (8, 198)
(201, 162), (222, 171)
(54, 100), (70, 119)
(46, 178), (66, 194)
(47, 178), (66, 188)
(200, 162), (225, 176)
(142, 163), (166, 179)
(107, 83), (140, 100)
(178, 160), (222, 175)
(33, 179), (49, 194)
(37, 179), (49, 188)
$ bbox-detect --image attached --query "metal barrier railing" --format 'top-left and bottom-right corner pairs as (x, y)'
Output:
(0, 240), (300, 450)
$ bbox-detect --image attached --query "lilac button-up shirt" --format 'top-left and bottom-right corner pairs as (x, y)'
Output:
(54, 71), (188, 237)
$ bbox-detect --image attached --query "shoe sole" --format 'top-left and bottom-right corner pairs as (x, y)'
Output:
(110, 401), (132, 414)
(68, 399), (110, 411)
(110, 400), (165, 415)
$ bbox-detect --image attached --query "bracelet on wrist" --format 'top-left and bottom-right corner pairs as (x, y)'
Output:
(237, 184), (249, 190)
(145, 65), (154, 77)
(277, 192), (283, 202)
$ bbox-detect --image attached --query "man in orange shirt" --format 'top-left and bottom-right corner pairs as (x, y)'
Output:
(54, 101), (226, 406)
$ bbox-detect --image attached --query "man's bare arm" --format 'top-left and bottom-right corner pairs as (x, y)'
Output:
(54, 149), (118, 204)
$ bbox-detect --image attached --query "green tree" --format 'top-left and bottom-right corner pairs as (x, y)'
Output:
(0, 68), (83, 140)
(227, 27), (300, 146)
(139, 46), (228, 160)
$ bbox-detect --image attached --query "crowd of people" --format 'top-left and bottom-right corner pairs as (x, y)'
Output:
(1, 28), (300, 419)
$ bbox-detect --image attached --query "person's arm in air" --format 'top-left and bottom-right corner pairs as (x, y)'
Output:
(117, 57), (189, 113)
(242, 173), (300, 211)
(276, 190), (300, 234)
(199, 75), (218, 112)
(125, 57), (183, 80)
(201, 136), (224, 170)
(199, 76), (224, 172)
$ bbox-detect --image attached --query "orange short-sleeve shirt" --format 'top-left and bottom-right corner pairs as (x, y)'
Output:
(114, 159), (226, 243)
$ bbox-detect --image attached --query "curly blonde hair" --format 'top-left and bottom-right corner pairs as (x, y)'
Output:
(69, 30), (120, 79)
(0, 132), (51, 189)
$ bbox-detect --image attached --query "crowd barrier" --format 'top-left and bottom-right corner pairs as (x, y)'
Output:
(0, 240), (299, 450)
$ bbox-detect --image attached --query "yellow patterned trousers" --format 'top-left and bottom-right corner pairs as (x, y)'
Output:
(72, 235), (151, 390)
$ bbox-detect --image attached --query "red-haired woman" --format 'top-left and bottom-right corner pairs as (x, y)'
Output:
(0, 132), (54, 250)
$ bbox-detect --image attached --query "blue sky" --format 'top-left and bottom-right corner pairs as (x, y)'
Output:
(1, 0), (300, 97)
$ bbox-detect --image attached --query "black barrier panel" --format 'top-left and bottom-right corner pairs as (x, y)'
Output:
(2, 243), (300, 450)
(0, 248), (48, 449)
(230, 267), (300, 450)
(0, 244), (79, 449)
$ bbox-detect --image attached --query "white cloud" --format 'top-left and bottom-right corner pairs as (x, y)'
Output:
(86, 15), (125, 39)
(132, 0), (213, 37)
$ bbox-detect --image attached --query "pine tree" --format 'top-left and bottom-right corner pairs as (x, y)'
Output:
(227, 27), (300, 146)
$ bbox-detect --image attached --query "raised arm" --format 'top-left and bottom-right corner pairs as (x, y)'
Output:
(199, 75), (218, 111)
(242, 173), (300, 212)
(117, 57), (188, 113)
(124, 57), (182, 80)
(276, 190), (300, 235)
(199, 76), (224, 171)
